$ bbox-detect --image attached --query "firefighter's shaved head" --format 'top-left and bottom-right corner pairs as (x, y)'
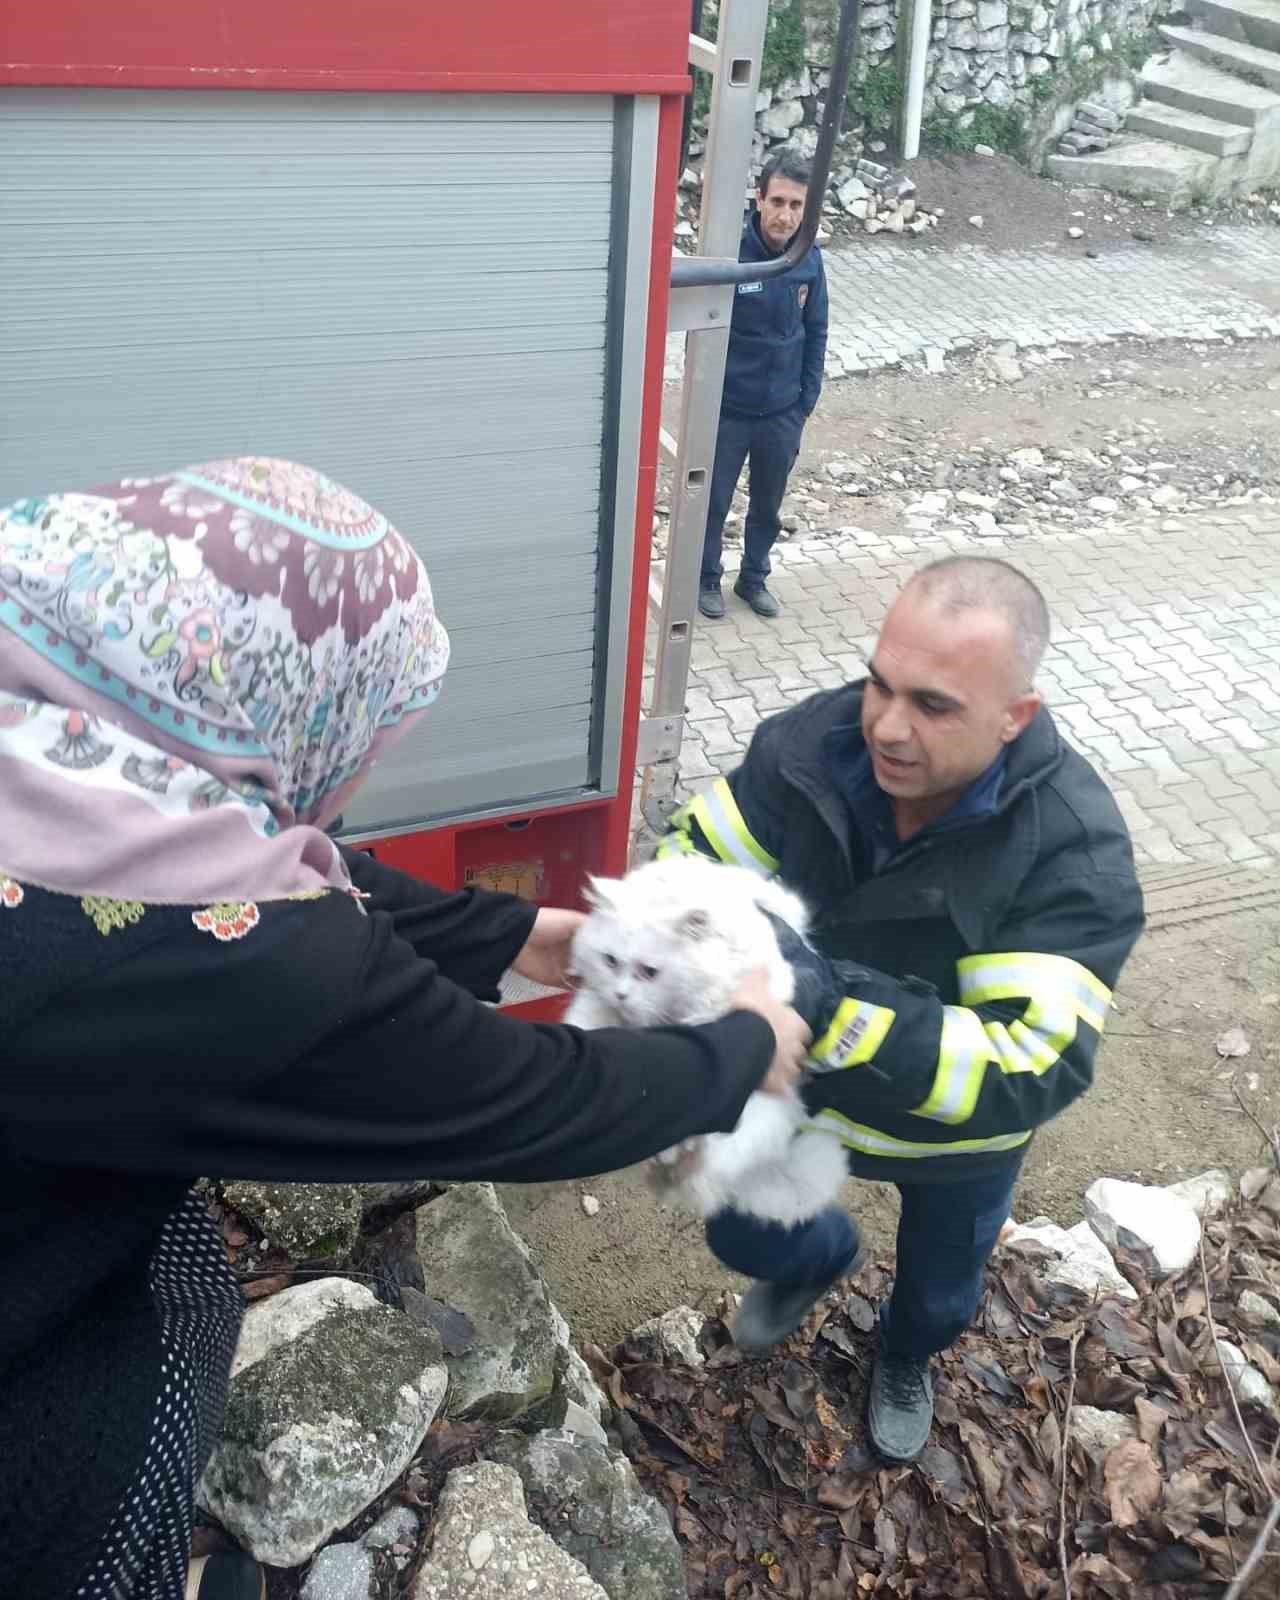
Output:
(905, 556), (1050, 690)
(864, 558), (1046, 823)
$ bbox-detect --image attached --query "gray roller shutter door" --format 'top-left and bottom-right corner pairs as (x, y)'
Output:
(0, 88), (626, 830)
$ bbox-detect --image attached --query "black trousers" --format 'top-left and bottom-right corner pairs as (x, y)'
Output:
(700, 405), (805, 587)
(705, 1160), (1021, 1360)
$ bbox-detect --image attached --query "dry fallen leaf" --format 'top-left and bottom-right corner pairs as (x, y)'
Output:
(1104, 1438), (1162, 1528)
(240, 1272), (291, 1301)
(813, 1392), (847, 1436)
(613, 1185), (1280, 1600)
(1216, 1024), (1251, 1059)
(1133, 1395), (1169, 1448)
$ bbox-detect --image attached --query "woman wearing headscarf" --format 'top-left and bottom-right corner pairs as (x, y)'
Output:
(0, 458), (808, 1600)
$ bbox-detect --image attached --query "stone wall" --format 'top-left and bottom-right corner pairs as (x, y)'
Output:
(716, 0), (1171, 161)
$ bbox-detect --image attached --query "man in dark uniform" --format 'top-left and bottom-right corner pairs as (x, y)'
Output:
(662, 556), (1145, 1462)
(699, 150), (829, 622)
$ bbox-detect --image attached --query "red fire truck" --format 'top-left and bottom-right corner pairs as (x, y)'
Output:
(1, 0), (856, 1017)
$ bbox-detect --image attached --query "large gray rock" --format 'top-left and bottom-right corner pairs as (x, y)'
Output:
(1085, 1177), (1201, 1277)
(301, 1508), (422, 1599)
(301, 1543), (374, 1600)
(1000, 1217), (1138, 1301)
(524, 1326), (610, 1442)
(1166, 1169), (1234, 1220)
(357, 1180), (438, 1215)
(199, 1281), (448, 1567)
(1070, 1406), (1137, 1464)
(625, 1307), (706, 1369)
(759, 99), (805, 141)
(774, 67), (813, 100)
(415, 1183), (571, 1422)
(491, 1430), (687, 1600)
(221, 1180), (362, 1263)
(836, 176), (871, 211)
(1215, 1341), (1279, 1416)
(362, 1506), (422, 1552)
(414, 1461), (608, 1599)
(1239, 1290), (1280, 1331)
(230, 1278), (373, 1380)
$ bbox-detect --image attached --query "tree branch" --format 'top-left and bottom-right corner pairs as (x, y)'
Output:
(1223, 1497), (1280, 1600)
(1058, 1328), (1081, 1600)
(1199, 1231), (1274, 1501)
(1232, 1081), (1280, 1174)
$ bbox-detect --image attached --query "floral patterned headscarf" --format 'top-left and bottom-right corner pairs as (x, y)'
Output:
(0, 457), (449, 903)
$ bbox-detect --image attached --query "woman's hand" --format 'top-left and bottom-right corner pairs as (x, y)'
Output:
(728, 967), (812, 1097)
(512, 907), (586, 990)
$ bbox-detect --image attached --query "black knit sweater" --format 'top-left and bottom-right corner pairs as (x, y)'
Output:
(0, 850), (772, 1599)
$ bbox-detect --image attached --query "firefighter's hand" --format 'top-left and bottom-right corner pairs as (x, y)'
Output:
(728, 967), (811, 1097)
(512, 907), (585, 990)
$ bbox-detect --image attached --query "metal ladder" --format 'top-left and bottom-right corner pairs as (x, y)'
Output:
(636, 0), (859, 832)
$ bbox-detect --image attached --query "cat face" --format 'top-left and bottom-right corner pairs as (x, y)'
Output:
(570, 877), (730, 1027)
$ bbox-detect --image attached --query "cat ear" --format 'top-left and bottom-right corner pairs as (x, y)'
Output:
(583, 876), (620, 912)
(676, 908), (712, 941)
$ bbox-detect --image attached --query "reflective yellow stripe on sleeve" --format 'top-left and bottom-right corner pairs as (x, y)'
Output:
(810, 996), (897, 1070)
(685, 777), (780, 877)
(958, 951), (1112, 1034)
(809, 1107), (1032, 1160)
(655, 829), (698, 860)
(910, 950), (1113, 1127)
(912, 1006), (994, 1124)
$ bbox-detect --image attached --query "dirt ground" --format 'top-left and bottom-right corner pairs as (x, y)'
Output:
(793, 337), (1280, 507)
(502, 870), (1279, 1348)
(502, 343), (1280, 1350)
(822, 149), (1279, 259)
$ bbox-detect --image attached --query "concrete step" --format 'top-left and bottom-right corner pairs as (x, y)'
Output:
(1044, 136), (1218, 202)
(1125, 97), (1254, 154)
(1158, 23), (1280, 90)
(1143, 49), (1280, 126)
(1186, 0), (1280, 54)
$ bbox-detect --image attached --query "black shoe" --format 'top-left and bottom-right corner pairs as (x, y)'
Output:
(733, 579), (781, 618)
(187, 1550), (266, 1600)
(868, 1347), (934, 1463)
(732, 1238), (867, 1357)
(698, 580), (725, 619)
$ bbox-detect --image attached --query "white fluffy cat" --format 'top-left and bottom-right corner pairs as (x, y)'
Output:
(564, 855), (848, 1227)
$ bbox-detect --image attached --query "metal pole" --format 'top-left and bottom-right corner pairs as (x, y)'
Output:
(637, 0), (864, 833)
(900, 0), (932, 160)
(647, 0), (766, 748)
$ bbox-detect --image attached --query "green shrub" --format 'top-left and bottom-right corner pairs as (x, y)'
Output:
(762, 1), (809, 87)
(692, 0), (811, 119)
(851, 62), (902, 130)
(922, 102), (1026, 155)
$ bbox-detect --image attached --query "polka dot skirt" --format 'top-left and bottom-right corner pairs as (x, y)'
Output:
(76, 1192), (244, 1600)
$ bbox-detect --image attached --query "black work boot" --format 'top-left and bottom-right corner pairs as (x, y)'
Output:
(732, 1237), (867, 1357)
(698, 578), (725, 619)
(733, 578), (781, 618)
(868, 1346), (935, 1463)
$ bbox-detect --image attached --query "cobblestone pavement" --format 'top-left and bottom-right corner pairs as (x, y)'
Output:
(658, 504), (1280, 871)
(667, 226), (1280, 379)
(823, 226), (1280, 372)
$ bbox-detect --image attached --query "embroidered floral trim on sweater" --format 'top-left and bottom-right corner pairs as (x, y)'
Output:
(82, 895), (147, 936)
(192, 902), (261, 941)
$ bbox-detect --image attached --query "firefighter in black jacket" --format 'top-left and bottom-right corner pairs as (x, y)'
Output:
(660, 554), (1145, 1463)
(698, 149), (829, 623)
